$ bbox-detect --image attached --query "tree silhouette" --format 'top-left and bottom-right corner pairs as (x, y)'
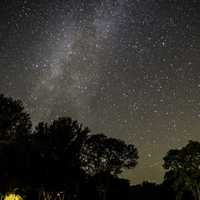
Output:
(80, 134), (138, 176)
(129, 181), (176, 200)
(31, 119), (139, 199)
(30, 117), (90, 194)
(0, 94), (32, 141)
(80, 172), (130, 200)
(0, 94), (32, 192)
(0, 94), (141, 200)
(163, 140), (200, 200)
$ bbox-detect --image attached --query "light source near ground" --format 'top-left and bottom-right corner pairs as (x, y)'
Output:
(4, 193), (23, 200)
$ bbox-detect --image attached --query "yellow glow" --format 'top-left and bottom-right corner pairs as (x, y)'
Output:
(4, 194), (23, 200)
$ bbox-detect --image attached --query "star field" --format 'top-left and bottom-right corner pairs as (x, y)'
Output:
(0, 0), (200, 183)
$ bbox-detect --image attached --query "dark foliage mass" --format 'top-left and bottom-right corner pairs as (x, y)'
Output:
(163, 141), (200, 200)
(0, 94), (32, 141)
(80, 134), (138, 175)
(0, 94), (199, 200)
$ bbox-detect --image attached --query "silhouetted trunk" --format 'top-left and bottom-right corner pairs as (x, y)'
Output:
(195, 184), (200, 200)
(192, 183), (200, 200)
(176, 191), (183, 200)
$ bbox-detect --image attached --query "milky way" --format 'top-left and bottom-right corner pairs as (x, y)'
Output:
(0, 0), (200, 183)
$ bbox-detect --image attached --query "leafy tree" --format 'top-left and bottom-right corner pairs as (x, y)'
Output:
(31, 117), (90, 190)
(0, 94), (140, 199)
(31, 118), (139, 198)
(163, 140), (200, 200)
(33, 117), (90, 167)
(0, 94), (32, 192)
(80, 134), (138, 176)
(0, 94), (32, 141)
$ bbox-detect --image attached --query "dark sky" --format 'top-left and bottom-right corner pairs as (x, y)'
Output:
(0, 0), (200, 184)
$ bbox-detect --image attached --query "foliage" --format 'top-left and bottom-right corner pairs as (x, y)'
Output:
(30, 117), (90, 189)
(0, 94), (31, 141)
(33, 117), (90, 167)
(163, 141), (200, 200)
(80, 134), (138, 176)
(2, 93), (196, 200)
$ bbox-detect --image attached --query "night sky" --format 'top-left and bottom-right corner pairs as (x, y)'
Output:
(0, 0), (200, 184)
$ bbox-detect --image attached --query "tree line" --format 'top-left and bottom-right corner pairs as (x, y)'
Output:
(0, 94), (199, 200)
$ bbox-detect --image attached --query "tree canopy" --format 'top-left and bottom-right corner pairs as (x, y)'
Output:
(80, 134), (138, 176)
(0, 94), (31, 141)
(163, 141), (200, 200)
(4, 93), (200, 200)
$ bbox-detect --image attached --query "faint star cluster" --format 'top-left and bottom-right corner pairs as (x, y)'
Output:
(0, 0), (200, 184)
